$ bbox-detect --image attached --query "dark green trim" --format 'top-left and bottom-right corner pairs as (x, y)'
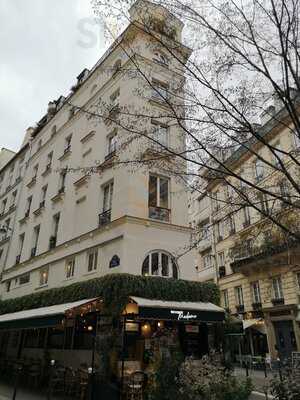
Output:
(0, 315), (63, 330)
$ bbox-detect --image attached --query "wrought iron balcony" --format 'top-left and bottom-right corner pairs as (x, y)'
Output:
(98, 209), (111, 227)
(236, 304), (245, 313)
(272, 298), (284, 306)
(148, 206), (170, 222)
(252, 302), (262, 310)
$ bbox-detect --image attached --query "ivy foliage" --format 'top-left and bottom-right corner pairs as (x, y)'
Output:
(0, 273), (220, 316)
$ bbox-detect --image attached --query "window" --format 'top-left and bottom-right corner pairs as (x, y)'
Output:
(6, 280), (11, 293)
(64, 135), (72, 152)
(151, 121), (168, 148)
(33, 164), (38, 178)
(107, 131), (117, 156)
(218, 252), (225, 267)
(203, 253), (212, 269)
(46, 151), (53, 168)
(222, 289), (229, 309)
(19, 273), (30, 285)
(51, 125), (57, 137)
(59, 169), (67, 192)
(11, 190), (17, 207)
(153, 51), (169, 66)
(112, 59), (122, 75)
(25, 196), (32, 216)
(149, 175), (169, 208)
(242, 206), (251, 226)
(216, 220), (224, 241)
(272, 276), (284, 300)
(255, 159), (264, 181)
(32, 225), (40, 254)
(66, 259), (75, 279)
(142, 251), (178, 279)
(102, 181), (114, 212)
(41, 185), (48, 203)
(279, 180), (290, 205)
(235, 286), (244, 306)
(110, 88), (120, 108)
(257, 193), (269, 215)
(228, 214), (235, 235)
(251, 281), (261, 304)
(1, 198), (7, 215)
(17, 161), (24, 179)
(87, 249), (98, 272)
(212, 191), (220, 211)
(152, 80), (168, 101)
(296, 272), (300, 290)
(37, 139), (42, 150)
(53, 213), (60, 237)
(40, 268), (49, 286)
(199, 221), (210, 240)
(18, 233), (25, 258)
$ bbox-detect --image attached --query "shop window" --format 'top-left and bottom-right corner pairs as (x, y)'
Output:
(48, 327), (64, 349)
(142, 251), (178, 279)
(24, 329), (39, 348)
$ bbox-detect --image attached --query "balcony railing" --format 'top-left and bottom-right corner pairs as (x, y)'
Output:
(99, 209), (111, 227)
(272, 298), (284, 306)
(252, 302), (262, 310)
(104, 150), (116, 161)
(236, 304), (245, 313)
(149, 206), (170, 222)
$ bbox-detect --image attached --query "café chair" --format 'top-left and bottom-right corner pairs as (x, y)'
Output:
(127, 371), (147, 400)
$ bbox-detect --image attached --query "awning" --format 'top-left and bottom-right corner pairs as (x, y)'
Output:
(243, 319), (266, 334)
(0, 298), (96, 330)
(129, 296), (225, 322)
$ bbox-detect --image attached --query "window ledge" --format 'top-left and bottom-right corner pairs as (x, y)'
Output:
(74, 174), (90, 189)
(81, 131), (95, 144)
(51, 191), (65, 203)
(35, 284), (48, 291)
(33, 206), (45, 216)
(58, 149), (72, 161)
(83, 270), (98, 277)
(27, 177), (37, 188)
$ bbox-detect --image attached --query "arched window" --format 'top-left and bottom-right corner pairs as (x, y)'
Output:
(142, 251), (178, 279)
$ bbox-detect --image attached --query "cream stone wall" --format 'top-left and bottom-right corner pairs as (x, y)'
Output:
(0, 1), (195, 301)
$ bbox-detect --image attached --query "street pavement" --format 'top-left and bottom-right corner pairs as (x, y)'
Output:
(0, 369), (275, 400)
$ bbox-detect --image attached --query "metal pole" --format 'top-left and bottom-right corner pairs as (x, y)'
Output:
(90, 313), (99, 400)
(47, 360), (55, 400)
(12, 365), (22, 400)
(120, 316), (126, 400)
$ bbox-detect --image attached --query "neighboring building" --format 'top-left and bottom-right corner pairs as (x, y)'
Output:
(191, 94), (300, 360)
(0, 145), (29, 285)
(0, 0), (195, 303)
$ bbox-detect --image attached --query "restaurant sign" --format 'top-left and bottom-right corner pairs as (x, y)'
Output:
(137, 306), (224, 322)
(171, 310), (197, 321)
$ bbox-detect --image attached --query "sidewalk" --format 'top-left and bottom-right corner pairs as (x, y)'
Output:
(0, 382), (61, 400)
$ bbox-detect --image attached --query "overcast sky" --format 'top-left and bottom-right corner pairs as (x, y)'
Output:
(0, 0), (106, 152)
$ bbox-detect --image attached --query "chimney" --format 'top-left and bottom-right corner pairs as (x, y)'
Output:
(47, 101), (56, 120)
(21, 127), (35, 148)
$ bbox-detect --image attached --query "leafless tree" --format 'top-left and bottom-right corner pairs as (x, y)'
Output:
(68, 0), (300, 255)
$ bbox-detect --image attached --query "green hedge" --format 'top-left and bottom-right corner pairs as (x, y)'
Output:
(0, 273), (220, 316)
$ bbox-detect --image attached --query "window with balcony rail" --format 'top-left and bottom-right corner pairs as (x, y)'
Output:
(221, 289), (229, 309)
(272, 276), (284, 301)
(148, 175), (170, 222)
(142, 251), (178, 279)
(99, 181), (113, 226)
(251, 281), (261, 305)
(19, 273), (30, 285)
(106, 131), (117, 159)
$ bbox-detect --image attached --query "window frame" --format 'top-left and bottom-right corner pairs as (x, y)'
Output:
(251, 281), (261, 304)
(142, 251), (178, 279)
(66, 258), (75, 279)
